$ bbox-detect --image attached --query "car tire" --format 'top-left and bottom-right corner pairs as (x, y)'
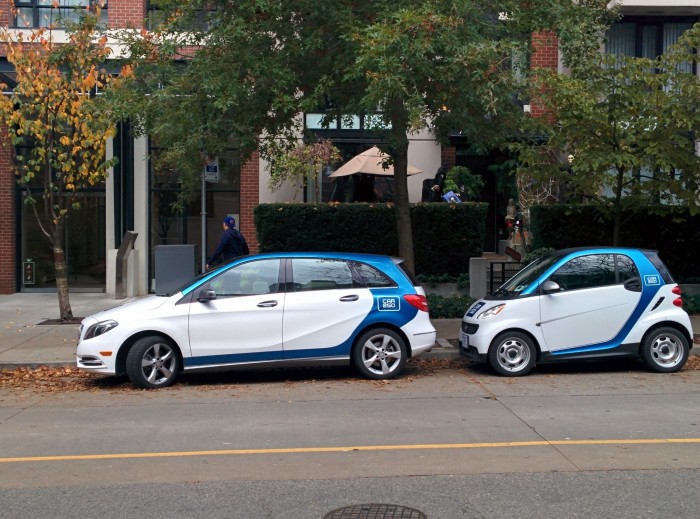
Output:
(353, 328), (407, 380)
(640, 327), (689, 373)
(126, 335), (180, 389)
(488, 331), (536, 377)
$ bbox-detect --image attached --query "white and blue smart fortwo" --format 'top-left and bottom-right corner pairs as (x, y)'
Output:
(460, 247), (694, 376)
(77, 252), (436, 388)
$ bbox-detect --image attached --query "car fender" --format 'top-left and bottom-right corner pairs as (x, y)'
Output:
(621, 307), (693, 345)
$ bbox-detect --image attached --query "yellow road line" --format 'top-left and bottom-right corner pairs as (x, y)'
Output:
(1, 438), (700, 464)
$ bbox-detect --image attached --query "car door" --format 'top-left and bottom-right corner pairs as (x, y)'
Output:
(187, 258), (284, 366)
(539, 253), (642, 352)
(282, 258), (373, 359)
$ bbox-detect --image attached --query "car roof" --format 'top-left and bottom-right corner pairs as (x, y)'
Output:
(242, 251), (401, 263)
(552, 246), (657, 258)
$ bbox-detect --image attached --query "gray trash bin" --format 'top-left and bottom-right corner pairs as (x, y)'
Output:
(154, 244), (197, 296)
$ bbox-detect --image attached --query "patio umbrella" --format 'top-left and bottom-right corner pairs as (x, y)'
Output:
(329, 146), (422, 177)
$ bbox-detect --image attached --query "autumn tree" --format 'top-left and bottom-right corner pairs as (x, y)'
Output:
(111, 0), (612, 274)
(0, 6), (120, 320)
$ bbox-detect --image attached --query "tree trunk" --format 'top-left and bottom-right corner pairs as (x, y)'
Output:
(612, 166), (625, 246)
(52, 229), (73, 321)
(393, 145), (415, 275)
(387, 97), (415, 275)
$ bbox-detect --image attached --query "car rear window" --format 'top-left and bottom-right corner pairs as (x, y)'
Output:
(643, 251), (675, 283)
(616, 254), (639, 284)
(352, 261), (397, 288)
(393, 259), (419, 286)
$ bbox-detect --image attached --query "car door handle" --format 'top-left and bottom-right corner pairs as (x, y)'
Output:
(257, 300), (278, 308)
(339, 295), (359, 302)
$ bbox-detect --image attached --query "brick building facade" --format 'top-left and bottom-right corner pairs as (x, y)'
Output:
(1, 1), (695, 294)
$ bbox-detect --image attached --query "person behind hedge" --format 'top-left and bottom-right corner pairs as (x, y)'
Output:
(205, 216), (249, 270)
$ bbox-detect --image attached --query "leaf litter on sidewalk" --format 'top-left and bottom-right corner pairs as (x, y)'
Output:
(0, 356), (698, 394)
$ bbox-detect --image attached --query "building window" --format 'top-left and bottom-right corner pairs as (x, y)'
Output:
(606, 17), (695, 63)
(304, 113), (391, 131)
(14, 0), (108, 29)
(147, 1), (215, 31)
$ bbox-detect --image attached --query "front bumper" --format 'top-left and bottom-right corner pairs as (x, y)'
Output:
(459, 335), (487, 363)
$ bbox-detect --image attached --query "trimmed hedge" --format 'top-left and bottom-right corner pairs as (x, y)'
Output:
(254, 202), (487, 276)
(530, 205), (700, 282)
(427, 294), (475, 318)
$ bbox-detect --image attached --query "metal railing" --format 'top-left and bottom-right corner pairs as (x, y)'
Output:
(488, 261), (525, 294)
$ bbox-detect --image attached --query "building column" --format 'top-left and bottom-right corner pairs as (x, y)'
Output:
(0, 140), (15, 293)
(530, 31), (559, 119)
(240, 150), (260, 253)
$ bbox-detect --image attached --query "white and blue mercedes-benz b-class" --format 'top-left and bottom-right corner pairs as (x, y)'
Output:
(460, 247), (694, 377)
(77, 252), (436, 388)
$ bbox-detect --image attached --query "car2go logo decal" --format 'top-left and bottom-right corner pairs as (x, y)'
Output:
(377, 296), (400, 311)
(644, 275), (661, 286)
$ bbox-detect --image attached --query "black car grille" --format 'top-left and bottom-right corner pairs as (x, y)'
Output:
(462, 322), (479, 334)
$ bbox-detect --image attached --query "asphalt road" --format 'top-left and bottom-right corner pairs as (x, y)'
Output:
(1, 359), (699, 518)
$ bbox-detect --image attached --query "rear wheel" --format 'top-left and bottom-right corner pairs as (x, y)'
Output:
(126, 335), (180, 389)
(640, 327), (689, 373)
(488, 331), (536, 377)
(353, 328), (407, 380)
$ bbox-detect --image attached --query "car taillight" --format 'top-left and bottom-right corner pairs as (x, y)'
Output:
(672, 285), (683, 307)
(404, 294), (429, 312)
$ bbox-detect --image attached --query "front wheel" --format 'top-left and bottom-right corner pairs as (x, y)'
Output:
(353, 328), (407, 380)
(640, 327), (689, 373)
(488, 331), (536, 377)
(126, 335), (180, 389)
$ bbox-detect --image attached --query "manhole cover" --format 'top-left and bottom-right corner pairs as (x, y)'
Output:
(323, 503), (426, 519)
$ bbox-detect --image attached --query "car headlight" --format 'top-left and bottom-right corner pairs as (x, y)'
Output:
(477, 304), (505, 319)
(84, 320), (119, 340)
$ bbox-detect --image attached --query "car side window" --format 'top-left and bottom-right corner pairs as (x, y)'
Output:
(616, 254), (639, 284)
(291, 259), (362, 291)
(209, 259), (281, 297)
(352, 261), (397, 288)
(549, 254), (616, 291)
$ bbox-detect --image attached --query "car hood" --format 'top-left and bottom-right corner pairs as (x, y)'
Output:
(81, 295), (171, 324)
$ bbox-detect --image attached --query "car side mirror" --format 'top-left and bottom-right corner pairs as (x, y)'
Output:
(197, 289), (217, 302)
(541, 280), (561, 295)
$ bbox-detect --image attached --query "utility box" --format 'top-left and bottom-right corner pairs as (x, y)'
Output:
(154, 244), (197, 296)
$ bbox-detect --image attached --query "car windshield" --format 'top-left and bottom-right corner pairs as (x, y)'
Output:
(492, 254), (559, 297)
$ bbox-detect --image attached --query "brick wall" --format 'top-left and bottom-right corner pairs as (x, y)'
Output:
(109, 0), (147, 29)
(240, 151), (260, 253)
(0, 139), (15, 294)
(441, 146), (456, 169)
(0, 1), (11, 27)
(530, 31), (559, 119)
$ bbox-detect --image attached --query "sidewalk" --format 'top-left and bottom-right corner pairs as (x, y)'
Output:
(0, 293), (141, 368)
(0, 292), (698, 369)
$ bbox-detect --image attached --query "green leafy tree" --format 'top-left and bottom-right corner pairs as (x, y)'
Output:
(516, 22), (700, 245)
(111, 0), (612, 273)
(444, 166), (484, 201)
(0, 6), (121, 320)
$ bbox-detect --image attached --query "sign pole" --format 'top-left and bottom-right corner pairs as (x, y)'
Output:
(201, 172), (206, 273)
(201, 155), (219, 273)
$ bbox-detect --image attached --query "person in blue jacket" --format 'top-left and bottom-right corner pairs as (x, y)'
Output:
(205, 216), (249, 270)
